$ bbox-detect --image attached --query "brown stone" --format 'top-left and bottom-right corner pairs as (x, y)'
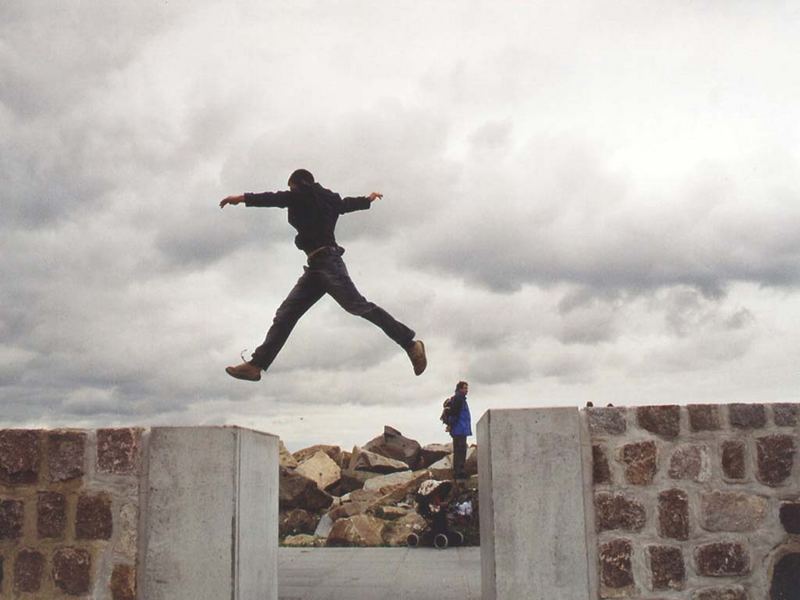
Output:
(14, 549), (44, 592)
(295, 450), (341, 492)
(773, 403), (799, 427)
(668, 444), (709, 481)
(37, 491), (67, 538)
(363, 426), (422, 469)
(637, 405), (680, 439)
(0, 430), (40, 485)
(97, 428), (141, 474)
(721, 441), (746, 480)
(588, 407), (627, 436)
(76, 493), (113, 540)
(53, 547), (91, 595)
(756, 434), (795, 487)
(110, 564), (135, 600)
(420, 443), (452, 468)
(326, 468), (381, 496)
(293, 444), (341, 465)
(693, 586), (747, 600)
(282, 534), (323, 547)
(593, 445), (612, 485)
(279, 509), (319, 537)
(47, 431), (86, 482)
(619, 441), (657, 485)
(658, 489), (689, 541)
(695, 542), (749, 577)
(728, 404), (766, 429)
(648, 545), (684, 591)
(0, 499), (24, 540)
(278, 440), (298, 469)
(349, 446), (410, 474)
(599, 538), (634, 594)
(700, 491), (768, 532)
(382, 511), (427, 546)
(326, 514), (386, 546)
(594, 493), (646, 532)
(279, 467), (333, 511)
(770, 553), (800, 600)
(688, 405), (721, 431)
(779, 502), (800, 534)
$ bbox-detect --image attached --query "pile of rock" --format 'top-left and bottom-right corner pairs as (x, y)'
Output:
(278, 426), (478, 547)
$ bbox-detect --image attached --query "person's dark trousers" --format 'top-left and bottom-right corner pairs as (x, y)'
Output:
(452, 435), (467, 479)
(250, 247), (415, 370)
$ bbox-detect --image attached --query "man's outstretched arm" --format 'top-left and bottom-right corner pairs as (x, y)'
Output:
(340, 191), (383, 214)
(220, 191), (293, 209)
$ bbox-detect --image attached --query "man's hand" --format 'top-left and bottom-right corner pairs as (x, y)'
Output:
(220, 194), (245, 208)
(367, 192), (383, 202)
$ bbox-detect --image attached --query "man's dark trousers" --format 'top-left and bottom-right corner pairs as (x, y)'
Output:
(452, 435), (467, 479)
(250, 247), (415, 370)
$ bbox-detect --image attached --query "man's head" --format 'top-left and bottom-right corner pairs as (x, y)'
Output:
(288, 169), (315, 191)
(455, 381), (469, 395)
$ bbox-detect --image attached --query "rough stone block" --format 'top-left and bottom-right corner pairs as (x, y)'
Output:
(111, 563), (136, 600)
(47, 431), (86, 482)
(658, 489), (689, 540)
(0, 499), (24, 540)
(14, 549), (44, 592)
(721, 441), (746, 480)
(588, 407), (627, 435)
(770, 553), (800, 600)
(693, 586), (747, 600)
(668, 444), (710, 481)
(76, 493), (113, 540)
(688, 405), (721, 431)
(619, 441), (657, 485)
(729, 404), (766, 429)
(779, 502), (800, 534)
(595, 493), (646, 532)
(599, 539), (634, 597)
(648, 545), (685, 591)
(37, 491), (67, 539)
(593, 444), (611, 484)
(97, 428), (141, 474)
(773, 403), (799, 427)
(756, 434), (795, 487)
(53, 547), (91, 595)
(637, 405), (680, 439)
(0, 430), (40, 485)
(695, 542), (749, 577)
(700, 491), (768, 532)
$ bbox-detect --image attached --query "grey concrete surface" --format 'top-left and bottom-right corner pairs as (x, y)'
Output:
(478, 408), (591, 600)
(140, 427), (279, 600)
(278, 547), (481, 600)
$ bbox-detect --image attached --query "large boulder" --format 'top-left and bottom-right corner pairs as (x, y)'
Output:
(420, 443), (452, 468)
(326, 515), (386, 547)
(295, 450), (341, 492)
(364, 426), (422, 469)
(465, 445), (478, 476)
(279, 440), (298, 469)
(279, 509), (319, 537)
(350, 446), (410, 474)
(363, 470), (414, 493)
(279, 467), (333, 511)
(293, 444), (342, 465)
(326, 468), (381, 497)
(382, 512), (427, 546)
(428, 455), (454, 479)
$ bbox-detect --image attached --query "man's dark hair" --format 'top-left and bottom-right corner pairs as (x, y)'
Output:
(288, 169), (315, 188)
(455, 381), (468, 392)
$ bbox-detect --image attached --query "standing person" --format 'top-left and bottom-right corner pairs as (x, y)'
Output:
(444, 381), (472, 480)
(219, 169), (427, 381)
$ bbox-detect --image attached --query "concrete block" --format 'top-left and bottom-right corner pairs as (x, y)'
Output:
(478, 408), (591, 600)
(140, 426), (279, 600)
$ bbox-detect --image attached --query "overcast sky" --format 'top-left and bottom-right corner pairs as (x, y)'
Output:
(2, 1), (799, 451)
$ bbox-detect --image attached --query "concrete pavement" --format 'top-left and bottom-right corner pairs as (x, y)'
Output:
(279, 547), (481, 600)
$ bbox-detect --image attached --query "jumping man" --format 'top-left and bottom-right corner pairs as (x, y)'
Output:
(219, 169), (426, 381)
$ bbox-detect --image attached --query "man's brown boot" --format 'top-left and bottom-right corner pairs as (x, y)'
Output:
(405, 340), (427, 376)
(225, 361), (262, 382)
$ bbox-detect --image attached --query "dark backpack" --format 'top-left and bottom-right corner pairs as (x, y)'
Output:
(440, 396), (454, 424)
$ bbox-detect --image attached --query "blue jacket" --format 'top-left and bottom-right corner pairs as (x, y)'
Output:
(448, 392), (472, 437)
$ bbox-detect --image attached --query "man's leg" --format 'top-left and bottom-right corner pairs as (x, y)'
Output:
(452, 435), (467, 479)
(249, 269), (325, 370)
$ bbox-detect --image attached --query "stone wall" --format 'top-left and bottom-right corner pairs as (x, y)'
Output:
(0, 428), (140, 599)
(586, 403), (799, 599)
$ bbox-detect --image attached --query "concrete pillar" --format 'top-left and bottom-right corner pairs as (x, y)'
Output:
(478, 408), (593, 600)
(139, 426), (279, 600)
